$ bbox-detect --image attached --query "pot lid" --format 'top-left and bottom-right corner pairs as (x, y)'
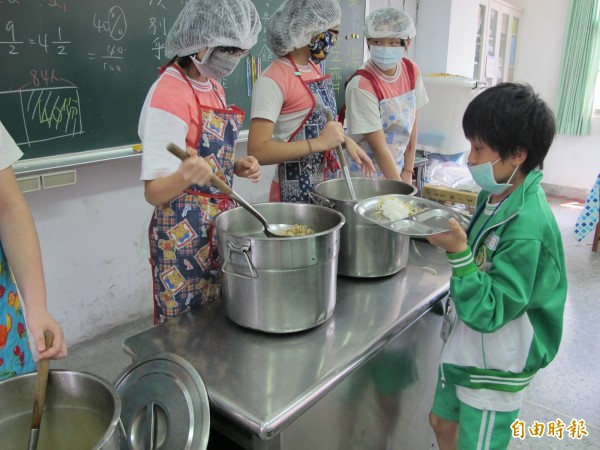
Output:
(114, 352), (210, 450)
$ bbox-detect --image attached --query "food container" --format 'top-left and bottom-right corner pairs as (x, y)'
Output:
(354, 195), (468, 237)
(0, 353), (210, 449)
(214, 203), (345, 333)
(0, 370), (123, 450)
(311, 178), (417, 278)
(418, 75), (485, 155)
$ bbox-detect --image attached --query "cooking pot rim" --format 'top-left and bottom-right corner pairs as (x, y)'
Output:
(0, 369), (122, 449)
(214, 202), (346, 240)
(314, 177), (417, 203)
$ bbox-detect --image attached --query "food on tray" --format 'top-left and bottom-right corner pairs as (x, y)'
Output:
(374, 197), (424, 221)
(280, 224), (315, 236)
(424, 72), (469, 79)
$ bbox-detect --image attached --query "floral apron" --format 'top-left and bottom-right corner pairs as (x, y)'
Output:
(349, 86), (416, 178)
(149, 66), (244, 323)
(271, 57), (340, 203)
(0, 242), (35, 380)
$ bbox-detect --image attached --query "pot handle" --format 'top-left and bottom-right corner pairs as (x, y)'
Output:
(308, 191), (335, 208)
(222, 242), (259, 280)
(117, 417), (128, 442)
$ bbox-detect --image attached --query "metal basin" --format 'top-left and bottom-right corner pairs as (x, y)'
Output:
(312, 178), (417, 278)
(0, 370), (122, 450)
(214, 202), (345, 333)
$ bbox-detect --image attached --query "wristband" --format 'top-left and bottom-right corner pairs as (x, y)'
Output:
(402, 168), (413, 174)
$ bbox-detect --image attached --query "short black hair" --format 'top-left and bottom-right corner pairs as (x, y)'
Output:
(462, 83), (556, 173)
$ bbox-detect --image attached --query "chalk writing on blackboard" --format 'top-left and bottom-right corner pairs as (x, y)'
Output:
(1, 0), (366, 163)
(1, 21), (72, 56)
(0, 71), (83, 147)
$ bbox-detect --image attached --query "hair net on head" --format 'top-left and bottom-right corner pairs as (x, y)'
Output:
(266, 0), (342, 57)
(165, 0), (261, 58)
(365, 8), (416, 40)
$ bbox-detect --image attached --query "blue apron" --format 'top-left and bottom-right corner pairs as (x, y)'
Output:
(149, 66), (244, 323)
(276, 57), (340, 203)
(0, 242), (36, 380)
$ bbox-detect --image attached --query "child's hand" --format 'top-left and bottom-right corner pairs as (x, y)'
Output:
(178, 147), (213, 186)
(316, 121), (346, 151)
(344, 137), (376, 177)
(426, 218), (468, 254)
(400, 169), (413, 184)
(25, 306), (67, 360)
(234, 156), (261, 182)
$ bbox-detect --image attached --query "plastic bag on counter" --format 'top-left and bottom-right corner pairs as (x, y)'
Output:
(424, 159), (480, 193)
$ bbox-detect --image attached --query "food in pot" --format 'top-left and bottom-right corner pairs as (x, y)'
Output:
(374, 197), (424, 221)
(280, 224), (315, 236)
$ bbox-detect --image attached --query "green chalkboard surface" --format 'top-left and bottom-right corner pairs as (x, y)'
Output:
(1, 0), (365, 162)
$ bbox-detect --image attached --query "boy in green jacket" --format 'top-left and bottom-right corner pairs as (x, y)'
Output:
(426, 83), (567, 450)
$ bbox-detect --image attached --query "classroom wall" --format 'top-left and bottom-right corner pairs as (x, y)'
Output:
(21, 0), (597, 349)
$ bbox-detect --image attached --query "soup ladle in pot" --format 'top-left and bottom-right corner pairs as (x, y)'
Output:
(166, 143), (282, 238)
(27, 331), (53, 450)
(325, 112), (357, 201)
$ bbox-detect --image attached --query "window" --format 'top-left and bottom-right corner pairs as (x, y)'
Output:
(473, 0), (523, 85)
(594, 67), (600, 115)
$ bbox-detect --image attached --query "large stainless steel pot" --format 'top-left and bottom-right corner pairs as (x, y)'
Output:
(214, 202), (346, 333)
(0, 370), (122, 450)
(0, 353), (210, 450)
(312, 178), (417, 278)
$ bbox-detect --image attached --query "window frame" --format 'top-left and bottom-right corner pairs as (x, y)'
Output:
(473, 0), (524, 85)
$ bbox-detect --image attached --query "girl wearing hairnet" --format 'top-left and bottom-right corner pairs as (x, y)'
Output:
(345, 7), (428, 182)
(138, 0), (262, 323)
(247, 0), (375, 203)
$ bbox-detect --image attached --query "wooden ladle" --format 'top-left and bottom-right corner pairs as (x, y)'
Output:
(27, 330), (54, 450)
(166, 143), (283, 238)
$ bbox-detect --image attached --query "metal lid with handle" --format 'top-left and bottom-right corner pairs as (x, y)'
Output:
(114, 352), (210, 450)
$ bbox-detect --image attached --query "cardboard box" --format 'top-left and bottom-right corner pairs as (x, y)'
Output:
(421, 184), (478, 207)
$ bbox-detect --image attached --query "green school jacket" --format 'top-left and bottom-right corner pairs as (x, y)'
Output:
(440, 171), (568, 393)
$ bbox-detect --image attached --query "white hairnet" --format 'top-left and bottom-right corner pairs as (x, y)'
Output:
(165, 0), (261, 58)
(266, 0), (342, 57)
(365, 8), (416, 40)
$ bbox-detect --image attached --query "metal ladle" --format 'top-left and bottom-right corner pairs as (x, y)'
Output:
(325, 112), (357, 201)
(166, 143), (282, 238)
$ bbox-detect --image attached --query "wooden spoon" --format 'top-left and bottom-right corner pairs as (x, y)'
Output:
(166, 143), (284, 238)
(28, 330), (54, 450)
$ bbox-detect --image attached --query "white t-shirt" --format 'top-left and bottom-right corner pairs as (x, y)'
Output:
(345, 59), (429, 140)
(0, 121), (23, 171)
(251, 57), (325, 143)
(138, 66), (227, 181)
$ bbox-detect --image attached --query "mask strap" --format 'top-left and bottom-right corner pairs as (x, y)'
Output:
(492, 158), (520, 184)
(506, 165), (520, 184)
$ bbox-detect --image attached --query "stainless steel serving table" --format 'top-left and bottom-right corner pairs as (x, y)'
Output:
(123, 241), (451, 450)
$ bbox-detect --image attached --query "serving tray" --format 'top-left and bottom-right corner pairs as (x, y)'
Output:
(354, 194), (467, 237)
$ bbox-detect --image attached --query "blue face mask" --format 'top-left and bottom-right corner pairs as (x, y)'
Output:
(308, 30), (338, 62)
(370, 46), (403, 71)
(468, 158), (519, 195)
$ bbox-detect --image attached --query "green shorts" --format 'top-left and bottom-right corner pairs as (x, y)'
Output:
(431, 375), (520, 450)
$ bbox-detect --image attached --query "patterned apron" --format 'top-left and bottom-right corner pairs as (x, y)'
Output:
(149, 66), (244, 323)
(0, 242), (35, 380)
(349, 87), (416, 178)
(272, 57), (340, 203)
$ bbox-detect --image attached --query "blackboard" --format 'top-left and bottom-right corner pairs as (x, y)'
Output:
(1, 0), (366, 162)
